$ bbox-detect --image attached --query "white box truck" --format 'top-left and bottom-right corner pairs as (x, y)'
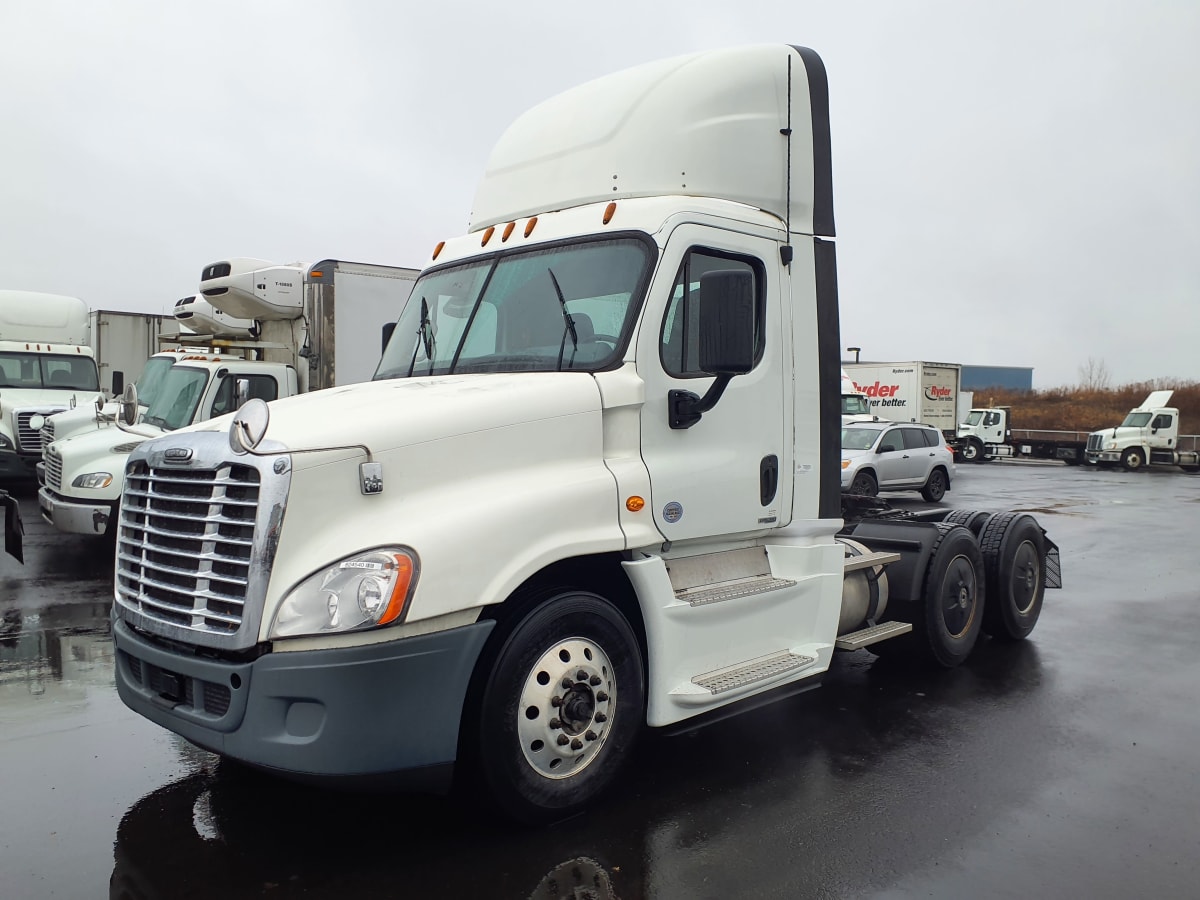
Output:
(88, 310), (168, 398)
(0, 291), (104, 480)
(109, 45), (1060, 822)
(38, 262), (417, 537)
(844, 361), (962, 434)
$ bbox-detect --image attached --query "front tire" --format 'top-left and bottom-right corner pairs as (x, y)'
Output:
(473, 591), (644, 823)
(1122, 447), (1146, 471)
(960, 439), (984, 463)
(849, 471), (878, 497)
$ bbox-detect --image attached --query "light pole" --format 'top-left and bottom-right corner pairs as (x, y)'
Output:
(846, 346), (861, 363)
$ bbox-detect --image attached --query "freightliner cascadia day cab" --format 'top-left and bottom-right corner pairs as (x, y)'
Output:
(111, 45), (1061, 822)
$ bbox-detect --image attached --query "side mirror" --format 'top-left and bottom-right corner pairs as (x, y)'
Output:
(669, 270), (755, 429)
(381, 322), (396, 356)
(234, 377), (251, 410)
(119, 383), (139, 427)
(112, 371), (125, 398)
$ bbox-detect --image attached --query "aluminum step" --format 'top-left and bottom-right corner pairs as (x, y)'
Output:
(834, 620), (912, 650)
(676, 574), (797, 608)
(843, 550), (900, 573)
(690, 650), (816, 695)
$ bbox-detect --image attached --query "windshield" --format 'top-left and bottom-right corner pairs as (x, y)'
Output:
(0, 352), (100, 391)
(1120, 412), (1152, 428)
(374, 237), (652, 379)
(134, 357), (176, 407)
(841, 394), (870, 416)
(142, 367), (208, 431)
(963, 410), (983, 426)
(842, 426), (883, 451)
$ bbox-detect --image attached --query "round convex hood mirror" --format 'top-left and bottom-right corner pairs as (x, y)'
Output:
(229, 398), (270, 454)
(119, 383), (139, 426)
(28, 414), (45, 432)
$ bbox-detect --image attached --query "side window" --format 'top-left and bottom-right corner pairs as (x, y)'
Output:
(661, 248), (765, 378)
(902, 428), (930, 450)
(211, 374), (280, 417)
(241, 375), (279, 403)
(983, 411), (999, 427)
(878, 431), (901, 453)
(210, 375), (235, 416)
(1152, 414), (1172, 429)
(921, 429), (941, 447)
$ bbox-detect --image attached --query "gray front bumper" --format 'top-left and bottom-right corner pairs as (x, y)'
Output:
(37, 486), (114, 535)
(113, 616), (495, 788)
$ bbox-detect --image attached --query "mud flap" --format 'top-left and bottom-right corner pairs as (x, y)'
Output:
(2, 490), (24, 564)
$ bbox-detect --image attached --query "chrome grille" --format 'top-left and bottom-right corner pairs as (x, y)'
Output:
(16, 410), (59, 454)
(40, 419), (56, 452)
(116, 459), (261, 637)
(1087, 434), (1103, 451)
(45, 446), (63, 491)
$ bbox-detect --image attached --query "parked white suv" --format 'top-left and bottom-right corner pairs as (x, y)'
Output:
(841, 421), (956, 502)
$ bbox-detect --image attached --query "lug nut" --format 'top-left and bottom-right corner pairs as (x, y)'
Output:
(585, 730), (598, 741)
(550, 696), (563, 707)
(549, 718), (562, 729)
(562, 677), (574, 690)
(596, 691), (609, 702)
(590, 675), (601, 686)
(594, 712), (607, 723)
(571, 738), (583, 750)
(576, 670), (588, 681)
(557, 734), (570, 746)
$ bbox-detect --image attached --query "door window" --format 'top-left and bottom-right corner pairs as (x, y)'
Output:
(660, 249), (765, 378)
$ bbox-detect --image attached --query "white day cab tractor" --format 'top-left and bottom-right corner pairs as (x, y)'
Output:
(1084, 390), (1200, 472)
(108, 45), (1062, 822)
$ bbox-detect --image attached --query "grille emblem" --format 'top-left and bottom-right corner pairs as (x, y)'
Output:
(164, 447), (193, 462)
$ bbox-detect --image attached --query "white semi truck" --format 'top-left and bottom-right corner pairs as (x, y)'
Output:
(37, 262), (417, 537)
(1084, 390), (1200, 472)
(952, 406), (1093, 465)
(840, 369), (873, 423)
(109, 45), (1061, 822)
(0, 291), (104, 481)
(844, 361), (963, 435)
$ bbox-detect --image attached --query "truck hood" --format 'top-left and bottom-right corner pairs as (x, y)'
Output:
(0, 388), (103, 412)
(184, 373), (606, 463)
(1089, 425), (1145, 441)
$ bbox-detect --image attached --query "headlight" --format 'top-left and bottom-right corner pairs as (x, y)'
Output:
(0, 433), (12, 451)
(72, 472), (113, 489)
(1106, 441), (1117, 450)
(271, 547), (419, 639)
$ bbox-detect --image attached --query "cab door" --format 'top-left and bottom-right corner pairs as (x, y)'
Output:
(637, 226), (789, 543)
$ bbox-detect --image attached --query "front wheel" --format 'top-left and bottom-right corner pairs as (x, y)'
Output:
(1121, 447), (1146, 471)
(849, 471), (878, 497)
(960, 439), (983, 463)
(473, 591), (644, 823)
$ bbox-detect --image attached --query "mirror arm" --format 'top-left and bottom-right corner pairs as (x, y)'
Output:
(668, 374), (733, 430)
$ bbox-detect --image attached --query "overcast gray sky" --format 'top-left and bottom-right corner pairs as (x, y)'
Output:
(2, 0), (1196, 388)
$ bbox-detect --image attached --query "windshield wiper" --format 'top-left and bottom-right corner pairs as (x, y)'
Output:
(405, 298), (436, 377)
(142, 415), (171, 429)
(548, 268), (577, 371)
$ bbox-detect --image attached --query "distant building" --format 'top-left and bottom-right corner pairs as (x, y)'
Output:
(961, 365), (1033, 391)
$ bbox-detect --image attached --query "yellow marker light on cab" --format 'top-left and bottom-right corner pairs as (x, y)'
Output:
(432, 241), (445, 260)
(626, 496), (645, 512)
(524, 217), (538, 237)
(603, 201), (617, 224)
(841, 460), (851, 469)
(502, 221), (515, 242)
(481, 226), (495, 246)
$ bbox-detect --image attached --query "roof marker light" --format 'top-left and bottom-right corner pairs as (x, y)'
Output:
(432, 241), (445, 260)
(603, 202), (617, 224)
(502, 222), (515, 242)
(481, 226), (495, 246)
(524, 217), (538, 238)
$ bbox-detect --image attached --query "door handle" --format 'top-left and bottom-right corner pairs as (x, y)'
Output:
(760, 455), (779, 506)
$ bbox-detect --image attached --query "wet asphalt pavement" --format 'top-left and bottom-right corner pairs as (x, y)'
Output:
(2, 463), (1199, 899)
